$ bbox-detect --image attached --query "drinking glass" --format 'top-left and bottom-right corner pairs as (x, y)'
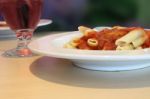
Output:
(0, 0), (43, 57)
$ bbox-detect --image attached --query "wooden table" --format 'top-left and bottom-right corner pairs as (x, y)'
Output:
(1, 32), (150, 99)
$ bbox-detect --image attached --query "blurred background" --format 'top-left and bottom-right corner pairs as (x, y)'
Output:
(1, 0), (150, 31)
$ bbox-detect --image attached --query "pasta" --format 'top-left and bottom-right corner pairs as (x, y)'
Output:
(115, 28), (146, 46)
(64, 37), (80, 49)
(78, 26), (91, 33)
(78, 26), (96, 36)
(132, 35), (148, 48)
(116, 44), (134, 50)
(65, 26), (150, 50)
(87, 38), (98, 47)
(112, 26), (126, 29)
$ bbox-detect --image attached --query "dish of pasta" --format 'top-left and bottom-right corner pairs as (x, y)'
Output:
(65, 26), (150, 50)
(28, 27), (150, 71)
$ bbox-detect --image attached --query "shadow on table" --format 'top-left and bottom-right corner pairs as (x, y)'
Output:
(30, 56), (150, 89)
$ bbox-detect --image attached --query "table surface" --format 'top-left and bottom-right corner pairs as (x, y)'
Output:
(1, 32), (150, 99)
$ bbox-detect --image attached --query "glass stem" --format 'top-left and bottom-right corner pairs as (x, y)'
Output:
(15, 29), (33, 56)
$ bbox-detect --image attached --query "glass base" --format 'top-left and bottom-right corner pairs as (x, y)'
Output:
(3, 48), (37, 57)
(2, 29), (38, 58)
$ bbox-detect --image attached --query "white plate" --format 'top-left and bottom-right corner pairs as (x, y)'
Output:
(0, 19), (52, 38)
(0, 19), (52, 31)
(28, 28), (150, 71)
(37, 19), (52, 27)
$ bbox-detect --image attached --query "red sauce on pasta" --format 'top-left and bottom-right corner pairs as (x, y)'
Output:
(75, 27), (150, 50)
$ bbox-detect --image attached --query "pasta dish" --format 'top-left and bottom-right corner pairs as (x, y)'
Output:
(64, 26), (150, 50)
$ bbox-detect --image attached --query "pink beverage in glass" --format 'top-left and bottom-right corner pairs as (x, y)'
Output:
(0, 0), (43, 57)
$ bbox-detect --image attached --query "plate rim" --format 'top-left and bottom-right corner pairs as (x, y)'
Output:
(0, 19), (52, 31)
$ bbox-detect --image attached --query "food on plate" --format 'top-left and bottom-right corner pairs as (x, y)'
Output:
(115, 28), (147, 48)
(64, 26), (150, 50)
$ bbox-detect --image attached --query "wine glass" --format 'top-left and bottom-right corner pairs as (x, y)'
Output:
(0, 0), (43, 57)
